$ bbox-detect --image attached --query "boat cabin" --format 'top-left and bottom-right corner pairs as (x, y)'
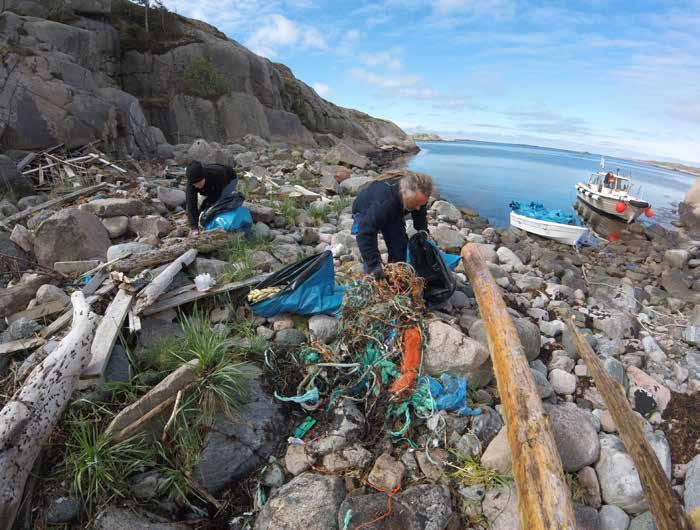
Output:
(587, 171), (631, 194)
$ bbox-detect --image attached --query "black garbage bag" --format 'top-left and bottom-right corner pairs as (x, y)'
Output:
(408, 231), (456, 305)
(198, 180), (245, 228)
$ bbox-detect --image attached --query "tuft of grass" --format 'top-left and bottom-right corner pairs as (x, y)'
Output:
(449, 455), (513, 488)
(222, 235), (272, 283)
(230, 319), (268, 357)
(65, 419), (156, 511)
(329, 197), (352, 216)
(279, 197), (300, 226)
(566, 472), (587, 504)
(307, 203), (330, 224)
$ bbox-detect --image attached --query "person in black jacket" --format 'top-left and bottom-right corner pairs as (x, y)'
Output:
(186, 161), (237, 234)
(352, 170), (434, 279)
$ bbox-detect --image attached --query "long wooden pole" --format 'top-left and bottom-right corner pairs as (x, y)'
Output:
(565, 318), (692, 530)
(461, 244), (576, 530)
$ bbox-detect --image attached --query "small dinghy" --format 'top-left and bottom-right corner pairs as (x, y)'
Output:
(510, 201), (589, 245)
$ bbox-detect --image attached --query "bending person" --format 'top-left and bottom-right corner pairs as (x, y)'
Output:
(352, 170), (434, 279)
(185, 160), (237, 234)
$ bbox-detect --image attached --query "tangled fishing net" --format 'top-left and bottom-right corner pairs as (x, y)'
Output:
(266, 263), (479, 444)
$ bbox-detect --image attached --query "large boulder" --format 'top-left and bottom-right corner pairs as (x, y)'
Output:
(544, 403), (600, 472)
(424, 320), (489, 377)
(0, 232), (31, 276)
(432, 227), (466, 253)
(93, 507), (188, 530)
(254, 473), (346, 530)
(0, 155), (34, 199)
(194, 380), (284, 494)
(430, 200), (461, 222)
(324, 142), (370, 169)
(33, 209), (111, 268)
(679, 177), (700, 235)
(83, 198), (146, 218)
(339, 176), (373, 195)
(338, 484), (453, 530)
(596, 431), (671, 513)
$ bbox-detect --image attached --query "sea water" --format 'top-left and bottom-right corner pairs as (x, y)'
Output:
(408, 140), (695, 229)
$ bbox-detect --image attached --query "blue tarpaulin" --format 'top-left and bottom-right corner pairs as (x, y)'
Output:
(251, 252), (347, 317)
(204, 207), (253, 233)
(509, 201), (577, 225)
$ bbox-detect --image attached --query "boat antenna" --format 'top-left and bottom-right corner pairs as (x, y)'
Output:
(600, 156), (605, 169)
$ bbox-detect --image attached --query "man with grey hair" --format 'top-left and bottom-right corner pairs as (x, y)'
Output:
(351, 170), (434, 279)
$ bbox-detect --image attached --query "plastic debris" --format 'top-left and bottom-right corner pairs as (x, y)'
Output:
(293, 416), (317, 439)
(510, 200), (577, 225)
(273, 387), (320, 404)
(194, 273), (216, 291)
(389, 327), (422, 396)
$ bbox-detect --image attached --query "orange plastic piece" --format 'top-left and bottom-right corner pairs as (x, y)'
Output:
(389, 327), (422, 396)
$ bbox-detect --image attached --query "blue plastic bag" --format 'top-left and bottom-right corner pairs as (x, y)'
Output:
(204, 207), (253, 233)
(419, 373), (481, 416)
(251, 252), (346, 317)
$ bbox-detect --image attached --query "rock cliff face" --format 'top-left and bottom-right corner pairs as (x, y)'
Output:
(0, 0), (415, 159)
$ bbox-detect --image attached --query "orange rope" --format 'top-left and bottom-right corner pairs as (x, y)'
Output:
(353, 483), (401, 530)
(389, 327), (421, 397)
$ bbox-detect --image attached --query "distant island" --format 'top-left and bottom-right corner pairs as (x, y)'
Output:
(411, 133), (444, 141)
(644, 160), (700, 178)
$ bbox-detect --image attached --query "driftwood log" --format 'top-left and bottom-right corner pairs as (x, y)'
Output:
(134, 249), (198, 315)
(462, 244), (576, 530)
(566, 318), (692, 530)
(110, 230), (234, 273)
(0, 292), (97, 529)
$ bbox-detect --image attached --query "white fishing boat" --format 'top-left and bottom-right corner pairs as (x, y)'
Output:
(509, 201), (589, 245)
(575, 158), (653, 223)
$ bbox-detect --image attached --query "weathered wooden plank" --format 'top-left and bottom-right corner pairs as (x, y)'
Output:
(566, 318), (691, 530)
(462, 243), (576, 530)
(0, 337), (45, 356)
(7, 299), (67, 325)
(134, 249), (198, 315)
(0, 183), (107, 230)
(110, 230), (234, 273)
(80, 289), (134, 385)
(142, 274), (267, 316)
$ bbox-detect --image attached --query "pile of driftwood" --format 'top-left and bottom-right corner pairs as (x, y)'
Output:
(0, 217), (268, 526)
(17, 143), (127, 190)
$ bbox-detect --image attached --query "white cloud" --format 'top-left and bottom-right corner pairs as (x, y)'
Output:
(350, 68), (421, 89)
(359, 49), (403, 70)
(245, 14), (326, 57)
(313, 82), (331, 96)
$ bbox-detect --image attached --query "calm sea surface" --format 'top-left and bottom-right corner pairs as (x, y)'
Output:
(408, 140), (696, 229)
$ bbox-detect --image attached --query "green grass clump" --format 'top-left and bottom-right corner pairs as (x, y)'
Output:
(329, 197), (352, 216)
(307, 203), (330, 224)
(279, 197), (300, 226)
(450, 455), (513, 488)
(222, 235), (273, 283)
(65, 419), (157, 511)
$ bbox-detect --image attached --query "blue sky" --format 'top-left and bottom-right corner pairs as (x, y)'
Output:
(160, 0), (700, 165)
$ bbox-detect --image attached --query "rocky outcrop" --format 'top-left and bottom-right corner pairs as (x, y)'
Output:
(0, 5), (415, 159)
(679, 177), (700, 235)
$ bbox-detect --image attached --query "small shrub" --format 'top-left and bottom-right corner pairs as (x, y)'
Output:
(307, 203), (329, 224)
(183, 56), (230, 100)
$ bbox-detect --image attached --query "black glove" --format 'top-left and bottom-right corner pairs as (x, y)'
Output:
(369, 264), (385, 280)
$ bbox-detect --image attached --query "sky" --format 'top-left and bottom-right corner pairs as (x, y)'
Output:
(160, 0), (700, 165)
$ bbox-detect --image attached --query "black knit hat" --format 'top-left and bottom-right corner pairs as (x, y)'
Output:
(186, 161), (204, 184)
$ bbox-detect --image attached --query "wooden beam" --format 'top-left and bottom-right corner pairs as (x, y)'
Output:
(110, 230), (235, 273)
(0, 183), (107, 230)
(566, 318), (691, 530)
(461, 243), (576, 530)
(80, 289), (134, 386)
(0, 337), (45, 357)
(0, 292), (97, 529)
(134, 249), (198, 315)
(142, 274), (267, 316)
(7, 299), (67, 325)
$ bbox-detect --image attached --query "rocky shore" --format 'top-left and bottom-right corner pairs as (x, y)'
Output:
(0, 134), (697, 530)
